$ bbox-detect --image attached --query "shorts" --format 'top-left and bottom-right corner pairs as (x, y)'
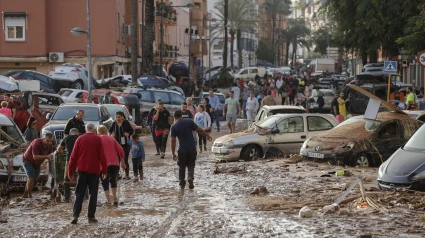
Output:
(226, 113), (237, 124)
(23, 161), (41, 179)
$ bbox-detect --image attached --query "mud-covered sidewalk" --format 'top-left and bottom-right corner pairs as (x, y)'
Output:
(2, 121), (425, 237)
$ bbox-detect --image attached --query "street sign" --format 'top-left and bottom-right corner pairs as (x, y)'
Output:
(384, 61), (397, 74)
(324, 55), (328, 59)
(417, 51), (425, 68)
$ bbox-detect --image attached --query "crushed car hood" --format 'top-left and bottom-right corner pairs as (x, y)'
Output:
(382, 149), (425, 176)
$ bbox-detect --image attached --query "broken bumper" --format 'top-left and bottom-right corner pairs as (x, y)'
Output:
(212, 147), (241, 161)
(300, 148), (352, 162)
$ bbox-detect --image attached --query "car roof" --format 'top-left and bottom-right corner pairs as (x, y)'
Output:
(6, 70), (51, 78)
(263, 105), (306, 111)
(58, 103), (101, 107)
(102, 104), (126, 108)
(267, 113), (311, 119)
(0, 114), (14, 126)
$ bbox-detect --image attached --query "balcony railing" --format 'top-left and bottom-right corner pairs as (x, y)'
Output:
(155, 44), (179, 59)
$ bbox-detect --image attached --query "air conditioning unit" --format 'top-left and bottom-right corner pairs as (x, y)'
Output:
(123, 25), (131, 36)
(49, 52), (65, 63)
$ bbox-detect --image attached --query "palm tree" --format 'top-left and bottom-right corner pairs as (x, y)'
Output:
(281, 21), (311, 65)
(263, 0), (292, 64)
(131, 0), (138, 84)
(214, 0), (257, 69)
(223, 0), (229, 69)
(144, 0), (155, 74)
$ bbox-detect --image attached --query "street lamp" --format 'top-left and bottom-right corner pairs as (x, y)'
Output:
(71, 0), (92, 102)
(208, 18), (218, 80)
(159, 1), (195, 75)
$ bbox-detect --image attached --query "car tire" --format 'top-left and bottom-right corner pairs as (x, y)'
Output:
(242, 145), (261, 161)
(24, 91), (33, 109)
(353, 153), (371, 167)
(71, 80), (84, 90)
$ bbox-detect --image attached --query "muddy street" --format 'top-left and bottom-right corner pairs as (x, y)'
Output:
(2, 121), (425, 238)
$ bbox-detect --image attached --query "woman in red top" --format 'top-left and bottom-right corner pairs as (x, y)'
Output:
(0, 101), (12, 117)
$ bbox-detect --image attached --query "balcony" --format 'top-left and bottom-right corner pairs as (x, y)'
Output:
(154, 44), (179, 63)
(156, 1), (177, 26)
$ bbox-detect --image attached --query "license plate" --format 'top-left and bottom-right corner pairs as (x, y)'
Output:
(308, 152), (324, 159)
(212, 147), (220, 153)
(12, 176), (28, 182)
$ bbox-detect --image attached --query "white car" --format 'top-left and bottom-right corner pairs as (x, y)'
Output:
(0, 114), (48, 188)
(49, 63), (97, 90)
(58, 88), (87, 103)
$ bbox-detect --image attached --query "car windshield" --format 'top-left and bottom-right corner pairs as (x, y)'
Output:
(104, 106), (126, 120)
(0, 125), (25, 147)
(335, 117), (381, 131)
(256, 116), (281, 129)
(52, 106), (100, 121)
(58, 90), (72, 97)
(404, 124), (425, 151)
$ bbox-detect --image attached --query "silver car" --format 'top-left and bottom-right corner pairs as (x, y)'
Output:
(212, 114), (339, 162)
(49, 63), (95, 90)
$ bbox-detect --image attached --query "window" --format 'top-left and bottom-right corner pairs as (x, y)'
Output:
(137, 90), (153, 103)
(277, 117), (304, 133)
(35, 73), (49, 85)
(153, 91), (170, 104)
(170, 93), (184, 105)
(5, 17), (25, 41)
(307, 116), (333, 131)
(58, 90), (72, 97)
(250, 69), (258, 74)
(240, 69), (248, 75)
(20, 71), (35, 80)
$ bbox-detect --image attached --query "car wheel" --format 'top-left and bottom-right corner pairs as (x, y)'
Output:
(242, 145), (261, 161)
(24, 91), (33, 109)
(71, 80), (84, 90)
(354, 153), (371, 167)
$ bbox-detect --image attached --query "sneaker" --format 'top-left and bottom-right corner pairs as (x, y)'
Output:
(71, 217), (78, 224)
(88, 217), (98, 223)
(188, 178), (194, 189)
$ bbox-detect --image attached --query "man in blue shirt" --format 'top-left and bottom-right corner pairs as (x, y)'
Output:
(208, 90), (221, 132)
(170, 111), (212, 190)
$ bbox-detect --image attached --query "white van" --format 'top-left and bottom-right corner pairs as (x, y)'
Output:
(234, 67), (266, 81)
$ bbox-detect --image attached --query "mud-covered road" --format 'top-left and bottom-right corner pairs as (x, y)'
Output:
(2, 120), (425, 238)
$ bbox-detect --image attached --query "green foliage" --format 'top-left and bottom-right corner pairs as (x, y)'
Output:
(211, 68), (233, 88)
(396, 15), (425, 56)
(312, 27), (335, 56)
(255, 41), (275, 64)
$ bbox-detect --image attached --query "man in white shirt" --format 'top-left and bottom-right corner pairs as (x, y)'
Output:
(246, 92), (259, 127)
(230, 83), (241, 102)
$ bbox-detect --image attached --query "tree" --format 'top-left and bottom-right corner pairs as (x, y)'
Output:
(312, 27), (335, 56)
(214, 0), (257, 69)
(223, 0), (229, 69)
(144, 0), (155, 74)
(280, 20), (310, 65)
(131, 0), (138, 84)
(263, 0), (292, 65)
(396, 16), (425, 56)
(256, 41), (275, 64)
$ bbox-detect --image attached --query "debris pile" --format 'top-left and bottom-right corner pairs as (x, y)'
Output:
(213, 165), (247, 174)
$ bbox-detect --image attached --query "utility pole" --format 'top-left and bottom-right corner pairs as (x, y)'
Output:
(131, 0), (138, 84)
(86, 0), (92, 102)
(188, 11), (192, 77)
(141, 0), (145, 74)
(159, 0), (164, 75)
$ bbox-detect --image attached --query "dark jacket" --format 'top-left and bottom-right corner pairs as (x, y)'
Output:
(64, 117), (85, 135)
(109, 120), (134, 146)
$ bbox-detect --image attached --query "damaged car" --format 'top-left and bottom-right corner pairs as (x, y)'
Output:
(212, 114), (338, 162)
(300, 112), (422, 167)
(377, 122), (425, 191)
(0, 114), (48, 188)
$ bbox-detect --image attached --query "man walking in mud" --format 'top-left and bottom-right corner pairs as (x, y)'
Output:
(68, 123), (107, 224)
(170, 111), (212, 190)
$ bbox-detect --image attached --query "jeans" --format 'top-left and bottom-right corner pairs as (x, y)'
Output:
(198, 132), (206, 147)
(211, 110), (220, 130)
(132, 157), (144, 176)
(246, 109), (256, 127)
(159, 132), (169, 153)
(242, 100), (247, 117)
(73, 172), (99, 218)
(151, 127), (160, 153)
(177, 150), (197, 188)
(120, 144), (130, 176)
(100, 166), (119, 191)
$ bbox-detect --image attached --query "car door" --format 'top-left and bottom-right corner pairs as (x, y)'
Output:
(249, 68), (258, 79)
(347, 89), (368, 114)
(306, 116), (334, 137)
(269, 116), (306, 154)
(373, 121), (404, 159)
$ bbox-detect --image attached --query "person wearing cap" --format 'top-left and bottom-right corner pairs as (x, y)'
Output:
(148, 99), (162, 155)
(57, 128), (80, 203)
(170, 110), (212, 190)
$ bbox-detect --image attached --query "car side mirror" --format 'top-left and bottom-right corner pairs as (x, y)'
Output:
(271, 128), (280, 134)
(46, 113), (52, 120)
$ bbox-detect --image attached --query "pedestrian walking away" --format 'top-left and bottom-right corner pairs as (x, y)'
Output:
(109, 111), (134, 179)
(208, 90), (221, 132)
(224, 91), (242, 134)
(68, 123), (107, 224)
(64, 109), (85, 136)
(56, 128), (80, 203)
(148, 99), (162, 155)
(128, 133), (146, 182)
(170, 111), (212, 190)
(153, 101), (173, 159)
(22, 135), (54, 198)
(261, 90), (277, 107)
(97, 125), (125, 206)
(246, 92), (259, 127)
(194, 104), (211, 153)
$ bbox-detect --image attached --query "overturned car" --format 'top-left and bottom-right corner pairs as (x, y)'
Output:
(300, 112), (422, 167)
(0, 114), (48, 188)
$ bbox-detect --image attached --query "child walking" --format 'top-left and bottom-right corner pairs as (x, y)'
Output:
(128, 133), (145, 182)
(194, 104), (211, 153)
